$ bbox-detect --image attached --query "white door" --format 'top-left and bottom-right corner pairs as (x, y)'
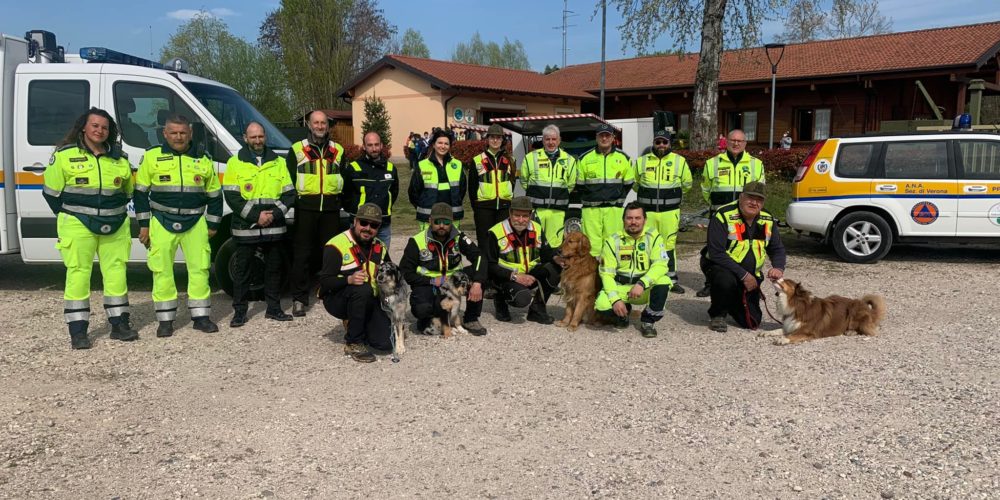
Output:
(870, 140), (957, 237)
(14, 73), (101, 262)
(955, 138), (1000, 236)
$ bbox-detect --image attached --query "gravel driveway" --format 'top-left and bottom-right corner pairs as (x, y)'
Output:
(1, 238), (997, 499)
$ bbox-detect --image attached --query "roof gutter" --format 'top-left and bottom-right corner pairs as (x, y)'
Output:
(443, 90), (461, 129)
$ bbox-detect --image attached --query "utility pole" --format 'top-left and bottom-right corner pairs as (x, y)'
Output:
(600, 0), (606, 119)
(551, 0), (577, 69)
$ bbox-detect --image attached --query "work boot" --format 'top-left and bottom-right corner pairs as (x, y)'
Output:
(292, 301), (307, 317)
(464, 320), (487, 336)
(696, 284), (712, 298)
(344, 343), (376, 363)
(614, 315), (630, 329)
(109, 314), (139, 342)
(526, 303), (554, 325)
(494, 298), (512, 322)
(68, 321), (91, 350)
(670, 283), (686, 294)
(192, 317), (219, 333)
(230, 310), (248, 328)
(640, 322), (658, 338)
(265, 309), (293, 322)
(156, 321), (174, 338)
(709, 316), (728, 333)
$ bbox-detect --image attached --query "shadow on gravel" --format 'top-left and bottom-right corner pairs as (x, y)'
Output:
(777, 237), (1000, 264)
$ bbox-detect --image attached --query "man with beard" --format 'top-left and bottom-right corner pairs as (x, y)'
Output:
(633, 130), (692, 293)
(485, 196), (563, 324)
(223, 122), (296, 327)
(318, 203), (392, 363)
(399, 203), (488, 336)
(595, 202), (672, 338)
(342, 131), (398, 247)
(287, 110), (345, 317)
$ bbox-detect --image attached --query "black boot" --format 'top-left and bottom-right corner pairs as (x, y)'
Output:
(157, 321), (174, 338)
(494, 298), (511, 322)
(526, 301), (554, 325)
(192, 316), (219, 333)
(69, 321), (91, 350)
(109, 314), (139, 341)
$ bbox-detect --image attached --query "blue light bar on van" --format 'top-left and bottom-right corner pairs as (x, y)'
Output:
(79, 47), (168, 70)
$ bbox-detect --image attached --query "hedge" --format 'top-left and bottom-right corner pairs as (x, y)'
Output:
(342, 143), (393, 163)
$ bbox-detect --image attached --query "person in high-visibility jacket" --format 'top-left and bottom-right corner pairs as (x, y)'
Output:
(519, 124), (577, 247)
(286, 110), (345, 317)
(595, 203), (672, 338)
(223, 122), (296, 328)
(704, 182), (785, 333)
(408, 129), (466, 231)
(469, 124), (515, 252)
(484, 196), (563, 324)
(633, 130), (692, 293)
(43, 108), (138, 349)
(135, 113), (223, 338)
(697, 128), (766, 298)
(576, 123), (634, 256)
(342, 131), (397, 247)
(399, 203), (488, 336)
(317, 204), (392, 363)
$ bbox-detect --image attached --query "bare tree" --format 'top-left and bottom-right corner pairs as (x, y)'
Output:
(826, 0), (892, 38)
(777, 0), (825, 43)
(452, 33), (531, 70)
(611, 0), (786, 150)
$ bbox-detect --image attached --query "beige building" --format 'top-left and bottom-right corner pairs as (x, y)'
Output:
(336, 55), (593, 154)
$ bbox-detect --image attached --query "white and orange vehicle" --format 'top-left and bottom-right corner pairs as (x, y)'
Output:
(786, 131), (1000, 263)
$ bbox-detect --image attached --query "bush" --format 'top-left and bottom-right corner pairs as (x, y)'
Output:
(449, 140), (513, 166)
(676, 147), (812, 180)
(343, 143), (392, 163)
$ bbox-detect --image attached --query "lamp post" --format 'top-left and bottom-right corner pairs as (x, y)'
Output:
(764, 43), (785, 150)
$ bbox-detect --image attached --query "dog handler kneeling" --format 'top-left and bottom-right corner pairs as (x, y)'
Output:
(318, 203), (392, 363)
(485, 196), (562, 324)
(399, 202), (488, 336)
(595, 202), (672, 338)
(704, 182), (785, 332)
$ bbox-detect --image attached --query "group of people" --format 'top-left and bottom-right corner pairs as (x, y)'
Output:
(46, 109), (784, 362)
(404, 131), (429, 166)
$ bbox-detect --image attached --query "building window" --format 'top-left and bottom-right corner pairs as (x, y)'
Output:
(797, 108), (831, 141)
(725, 111), (757, 141)
(815, 109), (831, 140)
(28, 80), (90, 146)
(679, 114), (689, 132)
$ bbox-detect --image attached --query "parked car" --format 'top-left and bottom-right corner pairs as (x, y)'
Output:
(786, 131), (1000, 263)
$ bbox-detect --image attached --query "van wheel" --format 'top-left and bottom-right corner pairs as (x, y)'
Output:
(832, 212), (893, 264)
(214, 239), (264, 301)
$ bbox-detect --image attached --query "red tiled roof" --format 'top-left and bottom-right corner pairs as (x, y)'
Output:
(547, 21), (1000, 92)
(338, 55), (594, 100)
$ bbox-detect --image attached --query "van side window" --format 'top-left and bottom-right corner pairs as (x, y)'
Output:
(834, 143), (874, 177)
(883, 141), (948, 179)
(113, 82), (196, 149)
(28, 80), (90, 146)
(958, 140), (1000, 180)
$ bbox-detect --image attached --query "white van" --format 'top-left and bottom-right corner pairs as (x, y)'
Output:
(1, 30), (292, 296)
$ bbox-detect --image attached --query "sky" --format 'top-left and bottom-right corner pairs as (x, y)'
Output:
(3, 0), (1000, 72)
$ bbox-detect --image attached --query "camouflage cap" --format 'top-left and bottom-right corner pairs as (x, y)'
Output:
(430, 202), (453, 222)
(356, 203), (383, 222)
(509, 196), (533, 212)
(742, 181), (766, 200)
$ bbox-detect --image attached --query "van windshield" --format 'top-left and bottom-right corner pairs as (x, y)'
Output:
(183, 82), (292, 150)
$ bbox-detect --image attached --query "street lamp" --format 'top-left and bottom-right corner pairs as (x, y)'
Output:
(765, 42), (786, 150)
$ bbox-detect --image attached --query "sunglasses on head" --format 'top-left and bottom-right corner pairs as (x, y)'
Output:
(357, 219), (382, 229)
(433, 218), (453, 226)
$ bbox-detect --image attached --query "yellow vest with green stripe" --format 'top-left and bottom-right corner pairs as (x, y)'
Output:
(471, 150), (514, 203)
(415, 157), (464, 222)
(411, 228), (465, 278)
(327, 230), (387, 294)
(715, 203), (774, 277)
(489, 220), (542, 273)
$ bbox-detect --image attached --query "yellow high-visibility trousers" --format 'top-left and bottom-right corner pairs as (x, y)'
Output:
(147, 217), (212, 321)
(581, 206), (624, 256)
(56, 212), (131, 323)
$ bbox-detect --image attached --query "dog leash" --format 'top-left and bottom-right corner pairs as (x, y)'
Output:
(741, 286), (782, 330)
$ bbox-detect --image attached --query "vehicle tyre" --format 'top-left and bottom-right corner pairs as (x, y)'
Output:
(832, 211), (893, 264)
(214, 238), (265, 301)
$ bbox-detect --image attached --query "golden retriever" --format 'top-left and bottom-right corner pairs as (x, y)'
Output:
(556, 232), (601, 330)
(760, 278), (886, 345)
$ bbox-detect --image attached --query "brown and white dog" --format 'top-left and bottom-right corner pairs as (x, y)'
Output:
(556, 231), (601, 330)
(761, 278), (887, 345)
(435, 271), (470, 338)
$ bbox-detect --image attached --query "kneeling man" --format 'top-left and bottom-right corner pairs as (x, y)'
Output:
(595, 202), (672, 337)
(399, 203), (488, 336)
(484, 196), (562, 324)
(318, 203), (392, 363)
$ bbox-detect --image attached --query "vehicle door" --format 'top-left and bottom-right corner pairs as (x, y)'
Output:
(102, 73), (231, 261)
(954, 138), (1000, 235)
(870, 139), (957, 237)
(14, 72), (100, 262)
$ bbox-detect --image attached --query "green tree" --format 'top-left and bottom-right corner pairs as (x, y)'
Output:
(161, 13), (294, 123)
(361, 95), (391, 148)
(273, 0), (396, 111)
(543, 64), (561, 74)
(398, 28), (430, 58)
(452, 33), (531, 70)
(611, 0), (789, 150)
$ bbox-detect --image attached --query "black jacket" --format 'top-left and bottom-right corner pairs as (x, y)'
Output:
(399, 228), (487, 287)
(706, 202), (786, 279)
(342, 154), (398, 221)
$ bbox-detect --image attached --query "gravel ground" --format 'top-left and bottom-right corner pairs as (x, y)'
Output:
(0, 237), (998, 499)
